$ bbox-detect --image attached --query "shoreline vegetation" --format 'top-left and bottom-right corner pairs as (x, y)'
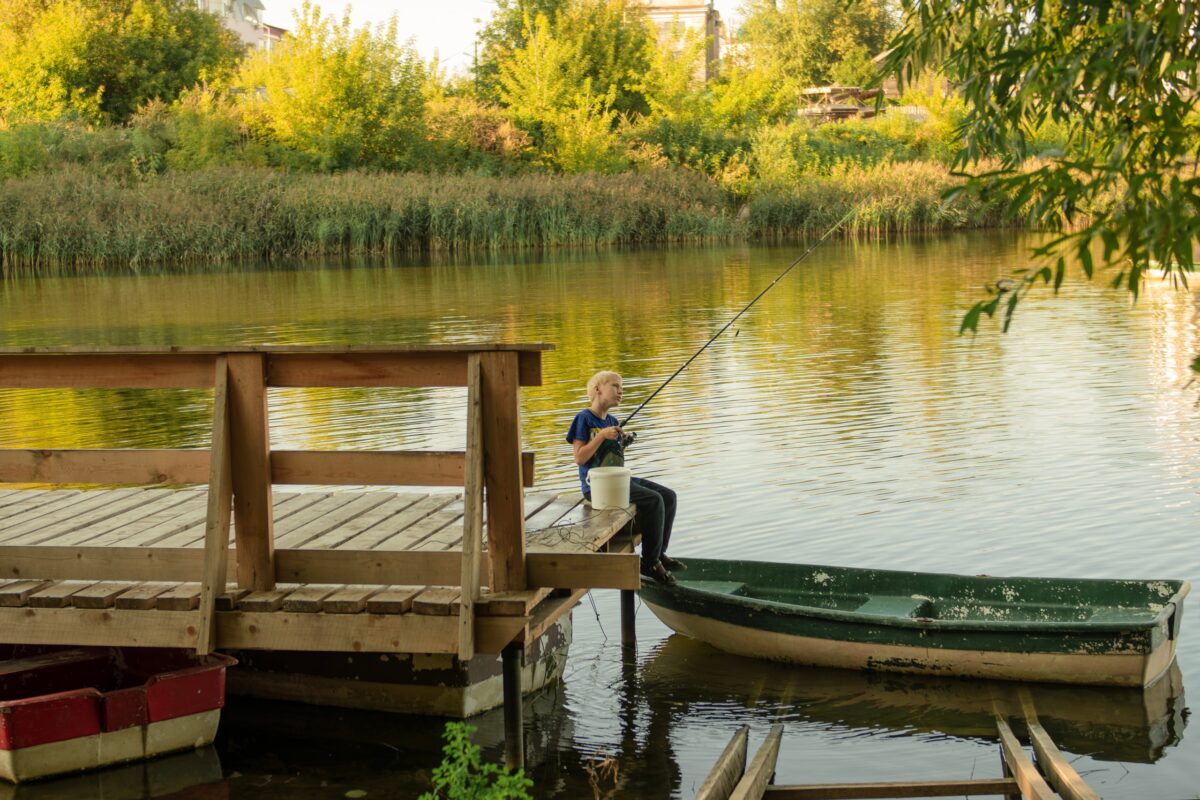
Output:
(0, 161), (1010, 274)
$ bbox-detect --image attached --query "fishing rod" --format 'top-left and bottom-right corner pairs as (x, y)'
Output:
(620, 208), (856, 430)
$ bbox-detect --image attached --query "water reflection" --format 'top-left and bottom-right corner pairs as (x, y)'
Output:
(0, 748), (224, 800)
(643, 635), (1186, 765)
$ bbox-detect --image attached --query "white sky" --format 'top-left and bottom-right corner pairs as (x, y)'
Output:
(266, 1), (739, 73)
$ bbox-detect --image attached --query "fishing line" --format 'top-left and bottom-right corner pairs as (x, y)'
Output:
(620, 208), (856, 428)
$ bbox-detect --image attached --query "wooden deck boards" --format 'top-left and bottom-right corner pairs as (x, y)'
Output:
(0, 487), (632, 654)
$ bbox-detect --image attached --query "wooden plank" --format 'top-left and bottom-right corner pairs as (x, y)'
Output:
(281, 584), (340, 612)
(228, 353), (274, 591)
(162, 490), (330, 549)
(0, 354), (215, 389)
(301, 492), (423, 549)
(27, 580), (95, 608)
(237, 588), (294, 612)
(762, 779), (1021, 799)
(0, 344), (551, 355)
(480, 351), (525, 592)
(527, 507), (634, 554)
(0, 545), (639, 590)
(696, 725), (749, 800)
(526, 552), (640, 590)
(523, 493), (582, 532)
(459, 354), (484, 660)
(113, 491), (211, 546)
(364, 586), (422, 614)
(477, 588), (552, 617)
(730, 724), (784, 800)
(267, 351), (540, 388)
(0, 490), (83, 522)
(1027, 720), (1100, 800)
(413, 587), (460, 616)
(195, 359), (230, 652)
(322, 585), (379, 614)
(336, 493), (457, 550)
(995, 716), (1056, 800)
(70, 581), (133, 609)
(371, 499), (463, 551)
(0, 606), (529, 654)
(156, 583), (202, 611)
(271, 450), (535, 488)
(47, 490), (200, 547)
(0, 489), (146, 545)
(272, 493), (386, 548)
(0, 450), (209, 486)
(3, 490), (163, 548)
(113, 582), (177, 610)
(0, 579), (50, 606)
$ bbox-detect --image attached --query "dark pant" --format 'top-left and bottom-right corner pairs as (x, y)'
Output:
(629, 476), (677, 570)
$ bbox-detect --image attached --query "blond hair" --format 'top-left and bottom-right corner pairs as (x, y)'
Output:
(586, 370), (622, 401)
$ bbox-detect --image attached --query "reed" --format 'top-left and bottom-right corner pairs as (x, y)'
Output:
(0, 162), (1012, 273)
(746, 161), (1007, 239)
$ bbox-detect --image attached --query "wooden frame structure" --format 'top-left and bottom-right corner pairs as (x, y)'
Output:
(0, 346), (640, 660)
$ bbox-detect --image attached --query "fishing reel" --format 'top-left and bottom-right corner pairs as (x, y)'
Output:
(619, 430), (638, 449)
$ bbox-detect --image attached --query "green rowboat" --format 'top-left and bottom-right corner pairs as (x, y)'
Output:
(638, 559), (1189, 687)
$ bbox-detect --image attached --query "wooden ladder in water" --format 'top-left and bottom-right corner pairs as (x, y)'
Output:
(695, 697), (1100, 800)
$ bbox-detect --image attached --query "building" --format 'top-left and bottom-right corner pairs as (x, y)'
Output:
(643, 0), (724, 81)
(195, 0), (284, 50)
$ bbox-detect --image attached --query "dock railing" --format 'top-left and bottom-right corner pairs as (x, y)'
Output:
(0, 345), (638, 658)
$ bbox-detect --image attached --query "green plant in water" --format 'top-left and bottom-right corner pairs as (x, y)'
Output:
(419, 722), (533, 800)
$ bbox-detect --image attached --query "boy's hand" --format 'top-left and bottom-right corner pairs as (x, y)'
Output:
(600, 426), (622, 441)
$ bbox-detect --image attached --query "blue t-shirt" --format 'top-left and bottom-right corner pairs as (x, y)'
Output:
(566, 408), (624, 496)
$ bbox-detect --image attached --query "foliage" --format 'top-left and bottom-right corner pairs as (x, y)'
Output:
(418, 722), (532, 800)
(423, 94), (532, 173)
(739, 0), (899, 90)
(884, 0), (1200, 334)
(475, 0), (570, 100)
(0, 0), (242, 125)
(232, 1), (426, 171)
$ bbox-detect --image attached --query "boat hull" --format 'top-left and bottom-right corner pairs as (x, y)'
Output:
(639, 559), (1189, 688)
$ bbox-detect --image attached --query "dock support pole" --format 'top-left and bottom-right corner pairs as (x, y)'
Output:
(502, 643), (525, 770)
(620, 589), (636, 645)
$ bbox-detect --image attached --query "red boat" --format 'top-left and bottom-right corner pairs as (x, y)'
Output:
(0, 647), (235, 783)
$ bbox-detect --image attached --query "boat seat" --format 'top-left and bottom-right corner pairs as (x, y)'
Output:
(855, 596), (931, 618)
(687, 581), (747, 596)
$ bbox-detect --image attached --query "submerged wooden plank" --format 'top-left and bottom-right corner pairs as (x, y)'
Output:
(763, 779), (1020, 799)
(730, 724), (784, 800)
(696, 725), (749, 800)
(995, 716), (1056, 800)
(1027, 720), (1100, 800)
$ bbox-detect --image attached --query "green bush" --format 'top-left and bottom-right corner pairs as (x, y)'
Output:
(419, 722), (532, 800)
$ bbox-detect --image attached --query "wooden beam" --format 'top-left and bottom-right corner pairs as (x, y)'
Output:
(0, 450), (209, 485)
(730, 724), (784, 800)
(0, 546), (640, 590)
(197, 357), (233, 655)
(1027, 720), (1100, 800)
(270, 450), (535, 488)
(480, 351), (525, 592)
(228, 353), (274, 591)
(0, 606), (528, 654)
(763, 779), (1021, 799)
(526, 552), (640, 590)
(0, 354), (215, 389)
(995, 716), (1056, 800)
(266, 351), (545, 388)
(459, 355), (484, 660)
(696, 726), (749, 800)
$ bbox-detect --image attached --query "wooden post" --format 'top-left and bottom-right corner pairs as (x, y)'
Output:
(502, 643), (525, 770)
(196, 357), (233, 655)
(479, 351), (525, 592)
(458, 356), (484, 661)
(620, 589), (636, 645)
(227, 353), (275, 591)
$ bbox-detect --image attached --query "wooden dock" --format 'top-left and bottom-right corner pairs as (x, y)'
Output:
(0, 346), (640, 663)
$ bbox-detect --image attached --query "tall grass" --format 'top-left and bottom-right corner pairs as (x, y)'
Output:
(0, 162), (1011, 273)
(746, 161), (1008, 239)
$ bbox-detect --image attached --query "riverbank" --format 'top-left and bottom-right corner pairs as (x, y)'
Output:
(0, 162), (1008, 273)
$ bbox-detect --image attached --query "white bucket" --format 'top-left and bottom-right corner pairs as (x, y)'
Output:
(587, 466), (631, 510)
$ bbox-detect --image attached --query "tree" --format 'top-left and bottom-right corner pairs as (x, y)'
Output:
(0, 0), (243, 125)
(739, 0), (899, 90)
(884, 0), (1200, 334)
(232, 2), (426, 171)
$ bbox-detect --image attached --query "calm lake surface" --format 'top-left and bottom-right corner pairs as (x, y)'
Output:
(1, 232), (1198, 798)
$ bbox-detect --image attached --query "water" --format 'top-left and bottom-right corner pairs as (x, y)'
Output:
(1, 231), (1198, 798)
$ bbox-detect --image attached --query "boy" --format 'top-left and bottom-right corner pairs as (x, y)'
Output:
(566, 370), (684, 586)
